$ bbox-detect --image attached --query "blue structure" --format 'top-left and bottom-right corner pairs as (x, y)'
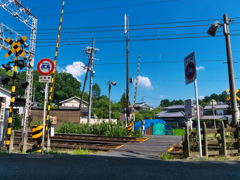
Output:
(134, 119), (166, 134)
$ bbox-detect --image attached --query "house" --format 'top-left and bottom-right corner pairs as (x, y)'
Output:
(156, 104), (203, 128)
(201, 101), (240, 127)
(59, 96), (89, 108)
(122, 102), (153, 114)
(130, 102), (153, 112)
(0, 86), (11, 108)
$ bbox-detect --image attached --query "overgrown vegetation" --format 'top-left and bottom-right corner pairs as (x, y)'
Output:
(131, 129), (143, 138)
(12, 113), (22, 130)
(29, 120), (42, 129)
(173, 129), (185, 136)
(159, 153), (174, 160)
(73, 147), (93, 155)
(0, 150), (7, 156)
(58, 121), (128, 137)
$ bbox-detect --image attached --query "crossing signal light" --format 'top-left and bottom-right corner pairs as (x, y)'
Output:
(2, 62), (12, 72)
(0, 77), (10, 85)
(21, 82), (29, 89)
(16, 60), (27, 70)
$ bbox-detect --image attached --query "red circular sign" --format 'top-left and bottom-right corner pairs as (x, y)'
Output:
(37, 58), (54, 76)
(185, 62), (196, 80)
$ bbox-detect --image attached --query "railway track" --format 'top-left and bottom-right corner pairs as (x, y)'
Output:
(13, 130), (141, 151)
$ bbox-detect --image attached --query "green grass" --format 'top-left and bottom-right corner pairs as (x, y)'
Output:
(173, 129), (185, 136)
(73, 148), (93, 155)
(0, 150), (7, 156)
(159, 153), (174, 160)
(216, 157), (229, 161)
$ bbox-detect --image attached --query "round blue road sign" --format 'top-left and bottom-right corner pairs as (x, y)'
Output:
(185, 62), (196, 80)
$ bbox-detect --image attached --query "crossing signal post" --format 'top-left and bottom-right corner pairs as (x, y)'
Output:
(1, 35), (28, 152)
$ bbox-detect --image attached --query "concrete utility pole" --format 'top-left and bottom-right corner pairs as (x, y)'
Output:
(87, 39), (99, 123)
(108, 81), (116, 122)
(109, 81), (111, 122)
(80, 57), (91, 111)
(223, 14), (238, 127)
(125, 14), (130, 123)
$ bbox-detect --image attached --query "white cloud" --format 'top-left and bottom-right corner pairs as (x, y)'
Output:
(65, 61), (86, 81)
(160, 95), (164, 99)
(135, 75), (152, 88)
(196, 66), (205, 70)
(199, 96), (204, 99)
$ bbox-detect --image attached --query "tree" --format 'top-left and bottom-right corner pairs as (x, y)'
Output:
(203, 96), (211, 103)
(160, 99), (171, 107)
(210, 93), (220, 102)
(92, 83), (101, 99)
(119, 92), (127, 110)
(219, 91), (228, 102)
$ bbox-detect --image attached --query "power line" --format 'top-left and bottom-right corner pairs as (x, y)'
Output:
(33, 33), (240, 48)
(0, 0), (178, 21)
(31, 0), (114, 9)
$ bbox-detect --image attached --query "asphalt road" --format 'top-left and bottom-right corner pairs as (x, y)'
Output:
(1, 153), (240, 180)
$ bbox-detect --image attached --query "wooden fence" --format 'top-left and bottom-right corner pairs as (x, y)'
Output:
(185, 121), (240, 157)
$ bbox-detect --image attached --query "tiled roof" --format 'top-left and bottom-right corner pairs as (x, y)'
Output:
(157, 110), (185, 118)
(59, 96), (89, 104)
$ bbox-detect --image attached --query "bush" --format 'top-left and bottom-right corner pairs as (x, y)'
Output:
(58, 121), (128, 137)
(29, 120), (42, 129)
(12, 113), (22, 130)
(131, 130), (143, 138)
(159, 153), (173, 160)
(173, 129), (185, 136)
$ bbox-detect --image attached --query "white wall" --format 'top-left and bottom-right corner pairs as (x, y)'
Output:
(0, 91), (11, 108)
(80, 118), (117, 124)
(62, 99), (87, 108)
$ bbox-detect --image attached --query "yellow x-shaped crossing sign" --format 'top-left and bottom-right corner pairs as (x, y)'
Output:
(226, 89), (240, 101)
(5, 36), (27, 58)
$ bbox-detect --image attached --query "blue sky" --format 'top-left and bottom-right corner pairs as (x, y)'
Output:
(1, 0), (240, 108)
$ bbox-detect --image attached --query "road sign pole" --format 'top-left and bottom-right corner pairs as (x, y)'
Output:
(41, 83), (48, 154)
(213, 106), (216, 129)
(194, 78), (202, 157)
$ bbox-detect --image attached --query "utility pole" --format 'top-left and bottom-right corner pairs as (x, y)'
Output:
(87, 39), (99, 123)
(109, 81), (111, 122)
(125, 14), (130, 124)
(79, 59), (90, 111)
(223, 14), (238, 127)
(108, 81), (116, 122)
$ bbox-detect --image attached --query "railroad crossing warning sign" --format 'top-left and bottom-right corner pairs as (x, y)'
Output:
(37, 58), (54, 76)
(5, 36), (27, 58)
(184, 52), (196, 85)
(226, 89), (240, 101)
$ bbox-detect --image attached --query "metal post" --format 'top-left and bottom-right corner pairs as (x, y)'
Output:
(194, 78), (202, 157)
(213, 106), (216, 129)
(223, 14), (238, 127)
(189, 118), (193, 131)
(126, 15), (130, 123)
(42, 83), (48, 154)
(109, 81), (111, 122)
(21, 109), (27, 144)
(88, 39), (95, 123)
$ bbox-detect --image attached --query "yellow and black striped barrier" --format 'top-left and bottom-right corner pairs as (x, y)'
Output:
(127, 121), (133, 135)
(32, 124), (47, 153)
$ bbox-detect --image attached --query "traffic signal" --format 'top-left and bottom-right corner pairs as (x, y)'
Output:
(0, 76), (10, 85)
(129, 77), (133, 83)
(21, 81), (29, 89)
(16, 60), (27, 70)
(2, 62), (12, 72)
